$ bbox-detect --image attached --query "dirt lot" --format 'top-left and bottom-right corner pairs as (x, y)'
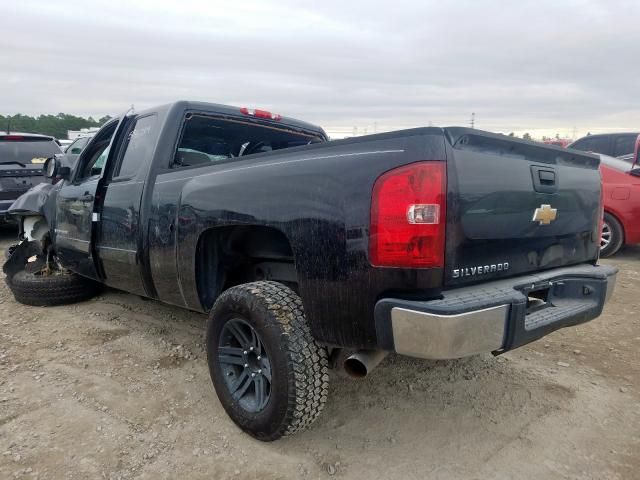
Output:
(0, 226), (638, 480)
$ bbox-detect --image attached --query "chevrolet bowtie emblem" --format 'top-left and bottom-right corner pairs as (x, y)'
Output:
(532, 204), (557, 225)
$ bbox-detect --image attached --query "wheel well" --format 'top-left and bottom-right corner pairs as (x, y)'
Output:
(195, 225), (298, 310)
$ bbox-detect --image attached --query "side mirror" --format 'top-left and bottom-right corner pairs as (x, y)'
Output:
(70, 147), (82, 154)
(43, 157), (57, 178)
(43, 157), (71, 180)
(630, 167), (640, 178)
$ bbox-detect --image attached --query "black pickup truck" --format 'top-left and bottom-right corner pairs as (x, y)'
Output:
(3, 101), (617, 441)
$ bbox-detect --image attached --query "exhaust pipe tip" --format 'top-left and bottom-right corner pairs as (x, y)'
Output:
(343, 357), (369, 378)
(343, 350), (388, 379)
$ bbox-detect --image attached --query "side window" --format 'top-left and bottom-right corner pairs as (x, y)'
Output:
(75, 122), (117, 181)
(113, 115), (158, 179)
(66, 136), (90, 154)
(613, 136), (636, 157)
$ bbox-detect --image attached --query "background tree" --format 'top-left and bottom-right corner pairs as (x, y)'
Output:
(0, 113), (111, 139)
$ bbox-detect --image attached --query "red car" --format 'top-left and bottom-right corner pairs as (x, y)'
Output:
(598, 136), (640, 256)
(543, 138), (572, 148)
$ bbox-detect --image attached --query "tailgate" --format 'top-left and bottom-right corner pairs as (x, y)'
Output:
(443, 128), (601, 287)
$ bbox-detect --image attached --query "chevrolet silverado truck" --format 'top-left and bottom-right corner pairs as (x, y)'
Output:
(3, 101), (617, 441)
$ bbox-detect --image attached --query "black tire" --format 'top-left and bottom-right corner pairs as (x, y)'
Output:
(206, 281), (329, 441)
(7, 269), (101, 306)
(600, 212), (624, 258)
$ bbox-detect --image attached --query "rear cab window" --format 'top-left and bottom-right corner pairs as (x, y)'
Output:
(172, 114), (324, 169)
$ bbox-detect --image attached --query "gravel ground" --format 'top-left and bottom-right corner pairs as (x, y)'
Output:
(0, 225), (638, 480)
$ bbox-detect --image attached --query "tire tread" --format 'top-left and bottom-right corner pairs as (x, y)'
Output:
(7, 269), (100, 306)
(210, 281), (329, 439)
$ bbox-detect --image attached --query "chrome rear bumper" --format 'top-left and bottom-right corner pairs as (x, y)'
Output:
(391, 304), (509, 360)
(375, 264), (617, 360)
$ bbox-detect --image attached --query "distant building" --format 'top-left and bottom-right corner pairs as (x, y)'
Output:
(67, 127), (100, 140)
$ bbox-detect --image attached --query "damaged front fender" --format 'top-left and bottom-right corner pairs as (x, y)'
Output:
(8, 182), (57, 220)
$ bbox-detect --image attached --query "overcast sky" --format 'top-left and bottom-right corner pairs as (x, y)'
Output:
(2, 0), (638, 138)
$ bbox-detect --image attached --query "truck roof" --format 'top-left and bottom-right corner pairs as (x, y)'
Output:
(136, 101), (328, 139)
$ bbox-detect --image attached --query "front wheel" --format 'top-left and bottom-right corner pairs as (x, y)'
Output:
(206, 281), (329, 441)
(7, 268), (101, 306)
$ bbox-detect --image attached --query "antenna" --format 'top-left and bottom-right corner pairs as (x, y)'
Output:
(6, 117), (10, 134)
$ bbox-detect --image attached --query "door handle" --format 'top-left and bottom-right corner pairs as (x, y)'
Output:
(530, 166), (558, 193)
(80, 193), (94, 202)
(538, 170), (555, 185)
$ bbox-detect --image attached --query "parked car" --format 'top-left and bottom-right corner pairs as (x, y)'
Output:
(0, 132), (62, 222)
(568, 132), (640, 158)
(3, 101), (616, 441)
(57, 139), (73, 150)
(543, 139), (571, 148)
(598, 138), (640, 256)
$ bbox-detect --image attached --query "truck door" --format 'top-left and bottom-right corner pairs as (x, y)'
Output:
(54, 119), (124, 279)
(96, 113), (160, 296)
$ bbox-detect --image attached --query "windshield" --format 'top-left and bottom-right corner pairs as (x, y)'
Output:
(0, 138), (62, 165)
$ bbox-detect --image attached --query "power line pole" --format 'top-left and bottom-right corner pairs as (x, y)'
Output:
(470, 112), (476, 129)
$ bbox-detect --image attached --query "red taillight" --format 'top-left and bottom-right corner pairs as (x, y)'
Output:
(2, 135), (24, 141)
(370, 161), (446, 268)
(240, 107), (282, 121)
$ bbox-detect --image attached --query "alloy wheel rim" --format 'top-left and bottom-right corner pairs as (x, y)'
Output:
(600, 222), (611, 250)
(218, 318), (272, 413)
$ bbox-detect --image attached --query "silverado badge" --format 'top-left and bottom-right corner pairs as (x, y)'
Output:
(532, 204), (557, 225)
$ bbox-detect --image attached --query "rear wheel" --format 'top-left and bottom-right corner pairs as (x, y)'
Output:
(600, 213), (623, 257)
(206, 281), (329, 441)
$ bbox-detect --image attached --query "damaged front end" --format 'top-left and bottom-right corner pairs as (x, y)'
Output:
(3, 182), (59, 281)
